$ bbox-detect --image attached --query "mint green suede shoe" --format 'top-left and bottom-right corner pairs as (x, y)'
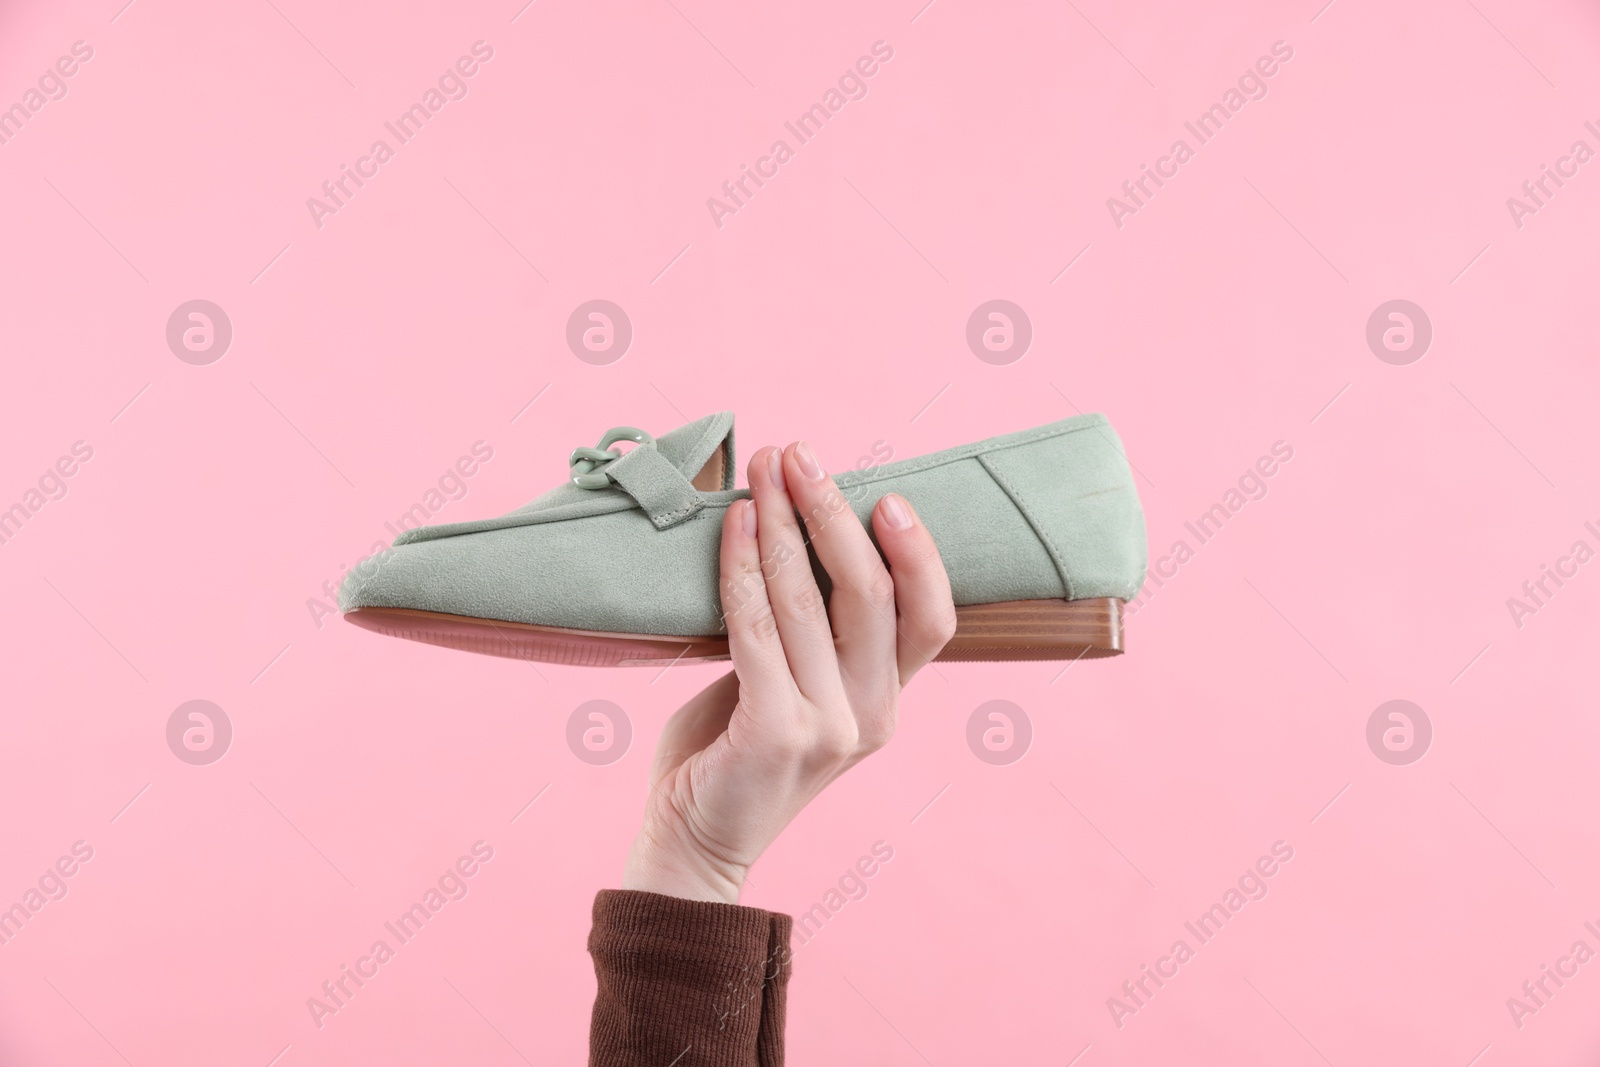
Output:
(340, 412), (1146, 666)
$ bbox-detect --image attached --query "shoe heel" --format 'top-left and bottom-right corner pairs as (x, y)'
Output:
(937, 597), (1124, 662)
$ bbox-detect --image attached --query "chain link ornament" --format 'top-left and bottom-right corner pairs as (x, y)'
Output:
(569, 427), (655, 488)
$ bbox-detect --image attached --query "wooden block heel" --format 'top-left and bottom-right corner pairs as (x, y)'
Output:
(346, 596), (1124, 667)
(936, 597), (1124, 662)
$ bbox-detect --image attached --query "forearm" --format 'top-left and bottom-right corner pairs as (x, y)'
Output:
(588, 890), (793, 1067)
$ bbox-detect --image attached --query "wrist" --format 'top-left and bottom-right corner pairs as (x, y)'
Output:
(622, 824), (748, 905)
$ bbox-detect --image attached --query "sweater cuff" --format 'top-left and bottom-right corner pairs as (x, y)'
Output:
(589, 890), (793, 1067)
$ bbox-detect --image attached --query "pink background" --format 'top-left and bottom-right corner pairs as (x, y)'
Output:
(2, 0), (1598, 1062)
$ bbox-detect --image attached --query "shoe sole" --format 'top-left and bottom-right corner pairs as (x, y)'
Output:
(344, 597), (1124, 667)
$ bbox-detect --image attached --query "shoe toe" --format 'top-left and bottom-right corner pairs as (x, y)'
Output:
(338, 536), (500, 617)
(338, 516), (724, 637)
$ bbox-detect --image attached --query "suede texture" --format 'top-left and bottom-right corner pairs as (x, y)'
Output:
(339, 412), (1147, 636)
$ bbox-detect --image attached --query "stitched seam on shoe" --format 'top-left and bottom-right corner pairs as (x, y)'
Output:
(978, 453), (1075, 600)
(650, 498), (705, 528)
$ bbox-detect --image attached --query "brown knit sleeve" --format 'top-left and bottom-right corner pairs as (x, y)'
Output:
(757, 911), (792, 1067)
(588, 890), (794, 1067)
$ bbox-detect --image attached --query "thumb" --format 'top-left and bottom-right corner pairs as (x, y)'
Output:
(650, 670), (741, 782)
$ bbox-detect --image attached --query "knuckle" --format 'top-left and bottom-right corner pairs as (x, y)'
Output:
(817, 487), (850, 522)
(748, 603), (781, 643)
(926, 604), (959, 647)
(812, 718), (860, 761)
(800, 488), (855, 543)
(862, 569), (897, 608)
(855, 707), (897, 751)
(789, 580), (828, 622)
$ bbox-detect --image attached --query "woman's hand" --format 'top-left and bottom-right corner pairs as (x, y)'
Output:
(621, 441), (957, 903)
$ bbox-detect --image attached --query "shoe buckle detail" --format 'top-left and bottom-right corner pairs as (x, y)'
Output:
(569, 426), (655, 488)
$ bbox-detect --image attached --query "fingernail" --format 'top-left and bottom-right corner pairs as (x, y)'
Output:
(741, 499), (758, 538)
(879, 493), (913, 530)
(767, 448), (786, 492)
(794, 441), (824, 481)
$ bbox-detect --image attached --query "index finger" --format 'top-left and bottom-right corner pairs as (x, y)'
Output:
(718, 499), (796, 699)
